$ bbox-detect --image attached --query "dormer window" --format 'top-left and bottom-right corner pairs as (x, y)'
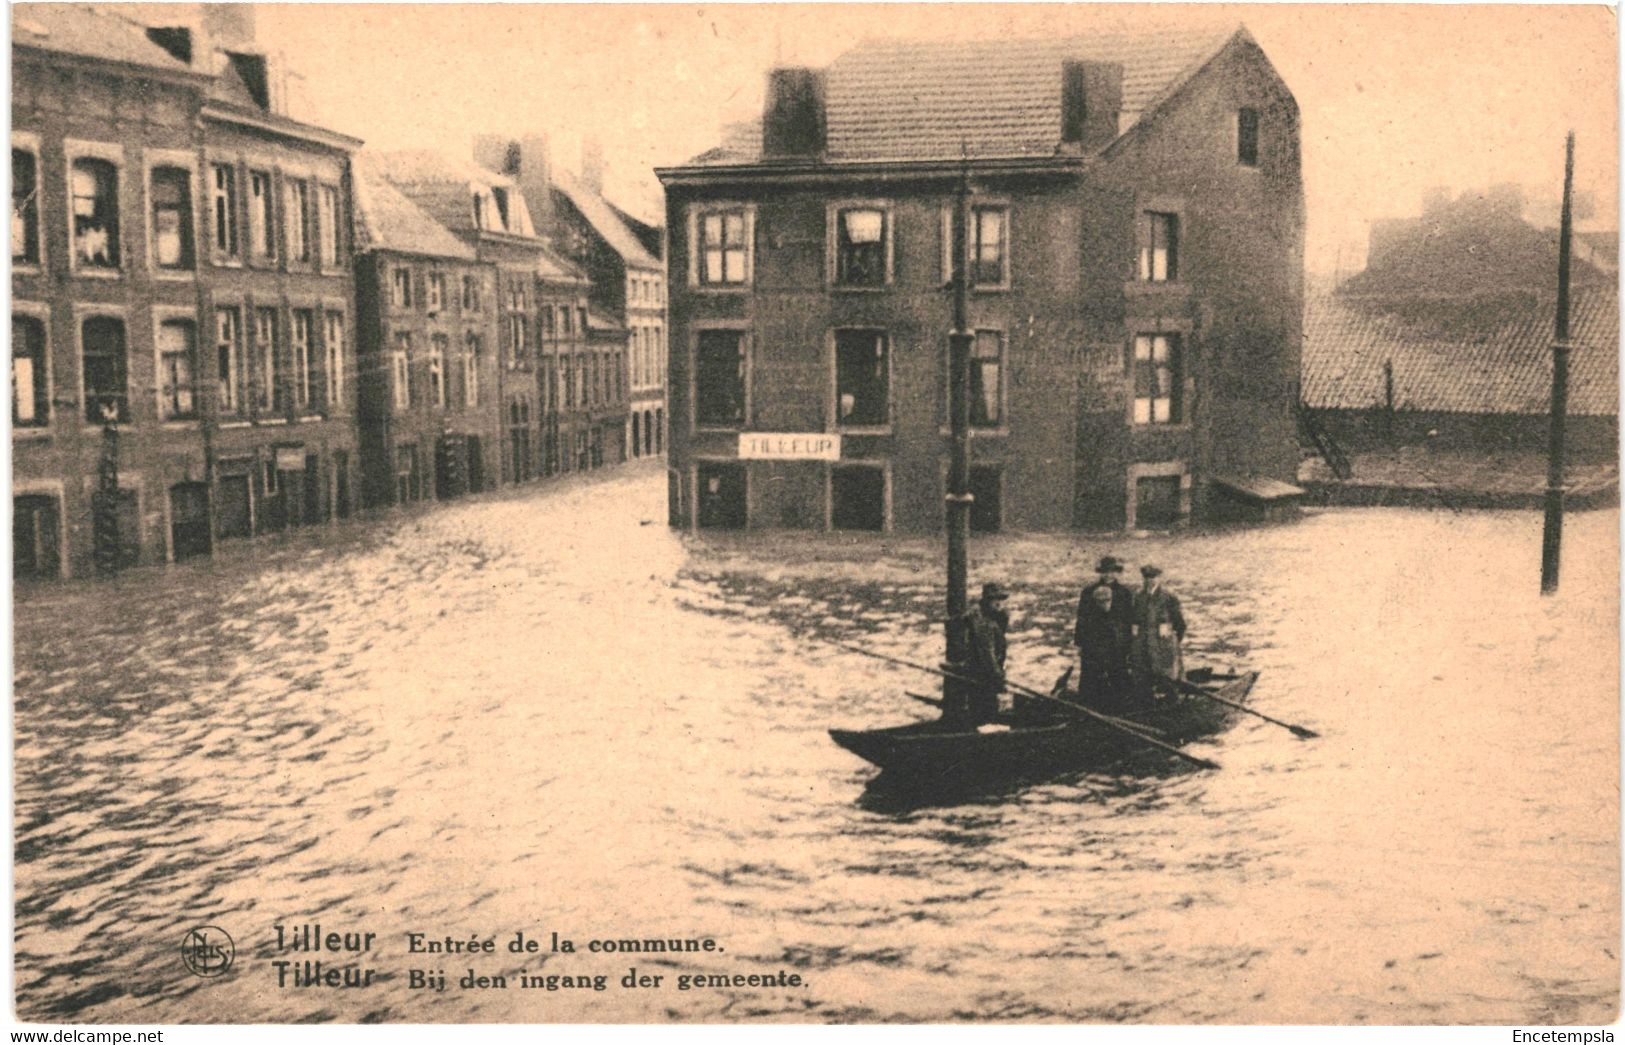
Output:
(1237, 108), (1260, 167)
(491, 187), (511, 232)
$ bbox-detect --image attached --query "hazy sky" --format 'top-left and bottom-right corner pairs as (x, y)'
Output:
(254, 3), (1618, 273)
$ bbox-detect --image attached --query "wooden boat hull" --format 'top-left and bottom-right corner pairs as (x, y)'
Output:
(829, 672), (1259, 778)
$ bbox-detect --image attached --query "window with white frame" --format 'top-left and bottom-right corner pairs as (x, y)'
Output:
(216, 307), (244, 415)
(319, 184), (340, 265)
(391, 332), (411, 409)
(426, 273), (445, 312)
(211, 163), (238, 259)
(81, 315), (128, 421)
(72, 158), (120, 269)
(151, 167), (194, 270)
(970, 330), (1004, 428)
(833, 207), (888, 287)
(13, 148), (40, 265)
(249, 170), (274, 260)
(429, 334), (447, 408)
(697, 208), (750, 286)
(462, 274), (481, 312)
(464, 331), (481, 408)
(291, 309), (314, 411)
(1132, 333), (1182, 424)
(324, 312), (345, 413)
(391, 267), (412, 308)
(286, 179), (310, 261)
(506, 314), (525, 368)
(971, 205), (1008, 287)
(835, 329), (889, 428)
(12, 314), (47, 427)
(157, 319), (197, 420)
(1139, 211), (1179, 282)
(254, 307), (279, 413)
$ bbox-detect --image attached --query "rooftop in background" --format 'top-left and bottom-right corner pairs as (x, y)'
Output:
(12, 3), (200, 76)
(1303, 287), (1619, 418)
(679, 25), (1247, 167)
(352, 156), (475, 261)
(552, 171), (661, 271)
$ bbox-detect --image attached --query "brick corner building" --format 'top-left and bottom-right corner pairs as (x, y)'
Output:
(657, 25), (1304, 533)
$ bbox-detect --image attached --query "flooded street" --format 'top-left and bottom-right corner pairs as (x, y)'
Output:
(13, 461), (1619, 1024)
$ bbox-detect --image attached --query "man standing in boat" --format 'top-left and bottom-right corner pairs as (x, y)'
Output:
(1076, 556), (1134, 693)
(1132, 565), (1186, 694)
(954, 581), (1010, 725)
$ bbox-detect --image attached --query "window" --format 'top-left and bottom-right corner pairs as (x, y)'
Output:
(211, 163), (238, 259)
(291, 310), (314, 412)
(832, 465), (885, 531)
(1237, 108), (1260, 167)
(216, 307), (243, 415)
(971, 205), (1007, 287)
(12, 149), (39, 265)
(577, 307), (588, 335)
(462, 275), (481, 312)
(395, 443), (419, 503)
(969, 330), (1004, 428)
(72, 158), (120, 268)
(157, 319), (197, 420)
(391, 268), (412, 308)
(151, 167), (194, 270)
(254, 308), (279, 413)
(319, 184), (340, 264)
(1132, 334), (1182, 424)
(81, 315), (128, 421)
(249, 171), (274, 260)
(491, 187), (511, 231)
(324, 312), (345, 413)
(426, 273), (445, 312)
(1139, 211), (1178, 282)
(834, 207), (888, 287)
(540, 305), (555, 339)
(591, 351), (601, 405)
(391, 333), (411, 410)
(464, 332), (481, 408)
(835, 329), (888, 428)
(506, 314), (525, 367)
(286, 179), (309, 261)
(698, 208), (749, 286)
(12, 315), (47, 426)
(562, 355), (575, 408)
(560, 306), (573, 335)
(694, 329), (744, 427)
(429, 334), (447, 408)
(506, 280), (524, 312)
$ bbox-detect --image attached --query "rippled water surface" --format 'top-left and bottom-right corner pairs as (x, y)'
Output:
(13, 462), (1619, 1024)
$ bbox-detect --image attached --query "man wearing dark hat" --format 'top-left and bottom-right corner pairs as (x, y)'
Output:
(955, 581), (1011, 725)
(1131, 564), (1186, 694)
(1076, 556), (1135, 698)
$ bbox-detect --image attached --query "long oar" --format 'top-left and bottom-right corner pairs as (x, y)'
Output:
(1158, 676), (1319, 740)
(905, 690), (1165, 737)
(831, 641), (1219, 770)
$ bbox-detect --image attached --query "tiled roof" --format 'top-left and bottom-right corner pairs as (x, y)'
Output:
(1303, 289), (1619, 417)
(13, 4), (196, 74)
(552, 172), (661, 270)
(352, 156), (474, 261)
(369, 149), (536, 240)
(683, 26), (1240, 166)
(534, 246), (586, 283)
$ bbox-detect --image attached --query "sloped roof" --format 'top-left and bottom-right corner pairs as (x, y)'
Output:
(682, 26), (1240, 166)
(534, 246), (587, 283)
(1303, 288), (1619, 417)
(552, 172), (661, 270)
(587, 308), (624, 333)
(13, 4), (197, 75)
(352, 156), (474, 260)
(369, 149), (537, 240)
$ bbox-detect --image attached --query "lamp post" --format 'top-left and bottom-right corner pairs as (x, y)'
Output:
(1540, 132), (1575, 595)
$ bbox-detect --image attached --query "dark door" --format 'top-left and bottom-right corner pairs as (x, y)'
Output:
(217, 474), (252, 539)
(169, 483), (212, 561)
(13, 495), (60, 579)
(832, 466), (885, 531)
(696, 462), (746, 529)
(1136, 475), (1182, 528)
(466, 436), (484, 494)
(303, 454), (322, 525)
(969, 465), (1001, 534)
(114, 489), (141, 567)
(333, 451), (351, 519)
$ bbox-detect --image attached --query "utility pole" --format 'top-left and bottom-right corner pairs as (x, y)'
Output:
(1541, 131), (1574, 595)
(943, 156), (973, 714)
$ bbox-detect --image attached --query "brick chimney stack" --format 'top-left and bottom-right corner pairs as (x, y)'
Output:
(581, 137), (605, 196)
(762, 68), (826, 159)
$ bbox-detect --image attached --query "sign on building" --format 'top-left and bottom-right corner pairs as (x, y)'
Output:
(737, 433), (841, 461)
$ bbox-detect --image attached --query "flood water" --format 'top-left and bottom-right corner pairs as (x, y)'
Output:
(13, 461), (1619, 1024)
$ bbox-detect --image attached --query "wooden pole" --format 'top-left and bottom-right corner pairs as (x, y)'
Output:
(1541, 132), (1574, 595)
(944, 155), (974, 707)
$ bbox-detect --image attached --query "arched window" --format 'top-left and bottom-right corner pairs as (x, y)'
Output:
(71, 158), (120, 268)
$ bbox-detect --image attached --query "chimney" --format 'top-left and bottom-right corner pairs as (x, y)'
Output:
(761, 68), (825, 159)
(1060, 60), (1123, 152)
(581, 137), (605, 196)
(201, 3), (257, 50)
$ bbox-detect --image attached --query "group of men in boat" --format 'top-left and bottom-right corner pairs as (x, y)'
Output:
(951, 555), (1186, 724)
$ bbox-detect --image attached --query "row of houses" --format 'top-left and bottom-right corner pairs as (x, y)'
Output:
(12, 4), (668, 581)
(657, 26), (1307, 533)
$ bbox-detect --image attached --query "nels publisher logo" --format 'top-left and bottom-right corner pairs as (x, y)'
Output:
(181, 926), (235, 978)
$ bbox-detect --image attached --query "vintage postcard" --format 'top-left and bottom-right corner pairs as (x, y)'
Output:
(8, 1), (1619, 1029)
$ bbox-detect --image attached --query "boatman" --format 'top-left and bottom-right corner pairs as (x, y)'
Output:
(1131, 565), (1186, 695)
(1074, 584), (1132, 708)
(955, 581), (1010, 725)
(1076, 556), (1134, 688)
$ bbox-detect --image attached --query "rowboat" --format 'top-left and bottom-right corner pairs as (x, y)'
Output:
(829, 670), (1259, 780)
